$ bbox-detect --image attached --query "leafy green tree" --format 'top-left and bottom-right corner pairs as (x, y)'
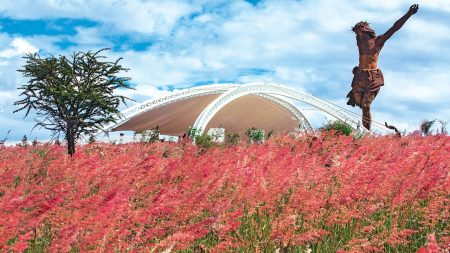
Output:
(14, 49), (132, 156)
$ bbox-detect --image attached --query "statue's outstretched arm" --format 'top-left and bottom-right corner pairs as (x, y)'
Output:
(377, 4), (418, 45)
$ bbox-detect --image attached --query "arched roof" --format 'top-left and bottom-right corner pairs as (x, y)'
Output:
(102, 83), (371, 136)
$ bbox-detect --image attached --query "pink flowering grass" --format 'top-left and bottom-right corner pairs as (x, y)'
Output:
(0, 133), (448, 252)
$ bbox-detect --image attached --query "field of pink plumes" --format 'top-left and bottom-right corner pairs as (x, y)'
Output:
(0, 134), (448, 252)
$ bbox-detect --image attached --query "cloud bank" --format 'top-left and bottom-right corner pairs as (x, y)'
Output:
(0, 0), (449, 141)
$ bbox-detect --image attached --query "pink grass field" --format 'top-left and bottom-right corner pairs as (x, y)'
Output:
(0, 134), (449, 252)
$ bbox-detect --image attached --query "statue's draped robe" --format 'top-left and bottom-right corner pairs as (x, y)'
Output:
(346, 68), (384, 107)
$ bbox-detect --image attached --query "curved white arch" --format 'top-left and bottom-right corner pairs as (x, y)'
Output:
(102, 84), (237, 133)
(193, 83), (369, 134)
(101, 83), (371, 136)
(253, 94), (313, 133)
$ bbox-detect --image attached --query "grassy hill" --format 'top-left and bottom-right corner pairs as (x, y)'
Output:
(0, 134), (448, 252)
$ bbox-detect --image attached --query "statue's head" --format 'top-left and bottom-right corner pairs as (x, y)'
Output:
(352, 21), (376, 39)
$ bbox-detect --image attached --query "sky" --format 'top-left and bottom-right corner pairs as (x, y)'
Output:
(1, 0), (449, 142)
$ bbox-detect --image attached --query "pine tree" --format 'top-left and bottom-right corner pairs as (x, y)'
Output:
(14, 49), (132, 156)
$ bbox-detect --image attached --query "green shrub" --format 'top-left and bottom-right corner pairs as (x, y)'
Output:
(138, 125), (160, 143)
(195, 133), (215, 150)
(225, 133), (241, 145)
(187, 127), (215, 150)
(321, 120), (353, 136)
(245, 127), (265, 144)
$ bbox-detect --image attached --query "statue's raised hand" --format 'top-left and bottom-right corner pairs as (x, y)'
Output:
(408, 4), (419, 15)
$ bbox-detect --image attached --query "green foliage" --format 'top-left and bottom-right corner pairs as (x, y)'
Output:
(188, 127), (201, 139)
(0, 130), (10, 146)
(20, 135), (29, 147)
(437, 120), (448, 135)
(420, 119), (436, 136)
(25, 224), (53, 253)
(187, 199), (442, 252)
(32, 138), (39, 146)
(187, 127), (216, 150)
(225, 133), (241, 145)
(245, 127), (265, 144)
(321, 120), (353, 136)
(139, 125), (160, 143)
(13, 176), (22, 188)
(14, 48), (132, 156)
(438, 120), (448, 134)
(267, 129), (274, 139)
(195, 133), (215, 150)
(148, 125), (160, 143)
(88, 135), (96, 144)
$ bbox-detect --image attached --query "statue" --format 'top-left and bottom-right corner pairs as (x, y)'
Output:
(346, 4), (419, 130)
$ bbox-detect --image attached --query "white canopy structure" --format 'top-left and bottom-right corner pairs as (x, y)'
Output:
(102, 83), (373, 137)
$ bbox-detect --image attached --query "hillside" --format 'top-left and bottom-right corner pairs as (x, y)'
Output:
(1, 134), (448, 252)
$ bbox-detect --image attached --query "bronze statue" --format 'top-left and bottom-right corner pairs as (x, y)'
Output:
(347, 4), (419, 130)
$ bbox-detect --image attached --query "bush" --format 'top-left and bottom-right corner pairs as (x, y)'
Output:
(245, 127), (265, 143)
(225, 133), (241, 145)
(187, 128), (216, 151)
(194, 133), (215, 150)
(138, 125), (160, 143)
(321, 120), (353, 136)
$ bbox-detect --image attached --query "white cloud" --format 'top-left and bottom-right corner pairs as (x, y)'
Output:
(403, 18), (450, 53)
(383, 67), (450, 102)
(0, 38), (38, 58)
(118, 51), (205, 86)
(13, 38), (38, 54)
(114, 84), (172, 102)
(0, 0), (198, 35)
(420, 0), (450, 12)
(0, 90), (17, 112)
(73, 27), (110, 46)
(1, 0), (449, 140)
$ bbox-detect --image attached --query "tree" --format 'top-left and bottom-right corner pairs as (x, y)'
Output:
(14, 49), (132, 156)
(420, 119), (435, 136)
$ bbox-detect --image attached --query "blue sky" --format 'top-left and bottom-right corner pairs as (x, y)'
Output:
(1, 0), (449, 142)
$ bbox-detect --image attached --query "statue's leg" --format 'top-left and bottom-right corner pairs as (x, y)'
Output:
(362, 105), (371, 130)
(352, 77), (365, 108)
(353, 90), (363, 108)
(361, 92), (377, 130)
